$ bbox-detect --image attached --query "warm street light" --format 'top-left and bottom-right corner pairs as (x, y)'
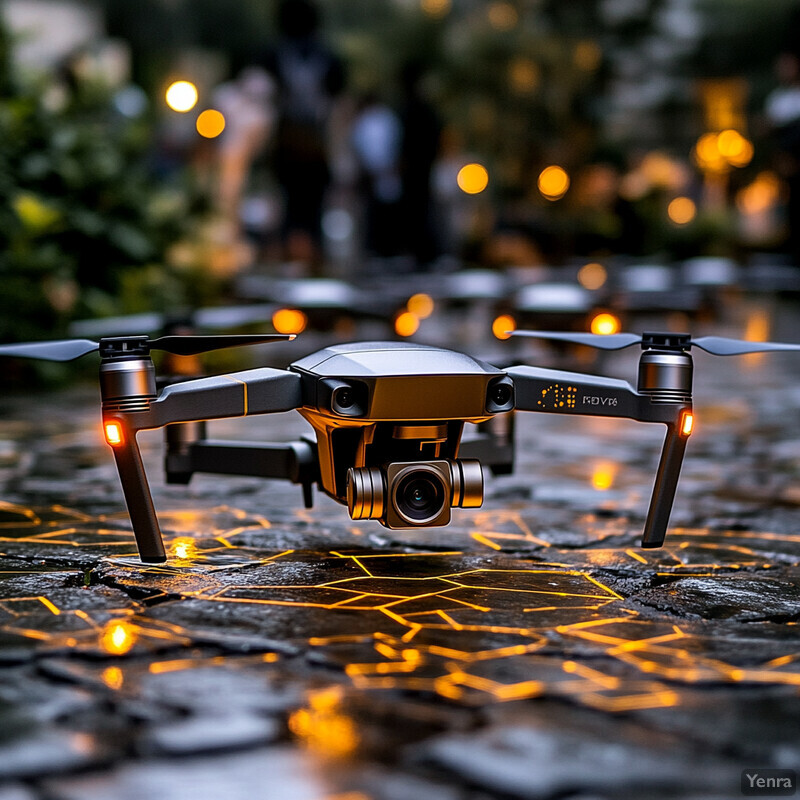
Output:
(165, 80), (199, 112)
(538, 165), (570, 200)
(196, 108), (226, 138)
(457, 163), (489, 194)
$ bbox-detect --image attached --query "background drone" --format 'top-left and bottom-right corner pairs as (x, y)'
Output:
(1, 328), (799, 563)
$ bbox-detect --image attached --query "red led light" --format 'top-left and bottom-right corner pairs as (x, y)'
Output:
(680, 411), (694, 437)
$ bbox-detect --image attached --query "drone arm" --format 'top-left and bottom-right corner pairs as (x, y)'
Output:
(508, 365), (693, 548)
(507, 365), (643, 419)
(641, 423), (689, 547)
(169, 439), (318, 483)
(102, 368), (302, 563)
(507, 365), (686, 424)
(104, 423), (167, 563)
(120, 368), (303, 430)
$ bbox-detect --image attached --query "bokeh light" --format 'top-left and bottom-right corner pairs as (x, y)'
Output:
(694, 130), (753, 171)
(668, 196), (697, 225)
(420, 0), (450, 17)
(509, 58), (540, 94)
(289, 687), (359, 759)
(492, 314), (516, 340)
(538, 165), (570, 200)
(591, 461), (619, 490)
(165, 80), (198, 112)
(100, 620), (137, 656)
(717, 129), (746, 159)
(196, 109), (225, 138)
(574, 40), (602, 71)
(101, 666), (124, 690)
(590, 312), (621, 336)
(578, 262), (607, 291)
(736, 172), (782, 215)
(394, 311), (420, 337)
(407, 293), (435, 319)
(457, 163), (489, 194)
(726, 137), (753, 167)
(272, 308), (308, 335)
(488, 1), (518, 30)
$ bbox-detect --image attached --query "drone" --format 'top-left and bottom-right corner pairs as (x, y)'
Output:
(2, 328), (799, 564)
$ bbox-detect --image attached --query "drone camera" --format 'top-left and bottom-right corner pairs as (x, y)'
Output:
(485, 376), (515, 414)
(318, 378), (369, 417)
(346, 459), (483, 528)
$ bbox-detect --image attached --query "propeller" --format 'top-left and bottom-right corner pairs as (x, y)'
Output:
(510, 330), (800, 356)
(0, 333), (295, 362)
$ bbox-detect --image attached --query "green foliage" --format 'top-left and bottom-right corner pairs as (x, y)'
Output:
(0, 21), (205, 349)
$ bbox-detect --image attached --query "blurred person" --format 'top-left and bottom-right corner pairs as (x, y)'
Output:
(351, 93), (403, 259)
(263, 0), (345, 271)
(212, 67), (277, 224)
(397, 63), (442, 269)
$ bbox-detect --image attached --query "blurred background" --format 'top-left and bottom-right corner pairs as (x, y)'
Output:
(2, 0), (800, 374)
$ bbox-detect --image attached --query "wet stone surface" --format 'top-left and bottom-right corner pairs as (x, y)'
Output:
(1, 321), (800, 799)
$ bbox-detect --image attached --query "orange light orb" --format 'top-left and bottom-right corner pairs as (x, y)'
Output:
(492, 314), (516, 340)
(421, 0), (450, 16)
(196, 109), (226, 138)
(578, 262), (607, 291)
(590, 312), (621, 336)
(457, 163), (489, 194)
(668, 196), (697, 225)
(100, 620), (136, 655)
(407, 293), (434, 319)
(394, 311), (420, 337)
(272, 308), (308, 335)
(488, 1), (518, 30)
(538, 165), (570, 200)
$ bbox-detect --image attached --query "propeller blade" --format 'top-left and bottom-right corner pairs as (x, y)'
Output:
(510, 330), (643, 350)
(147, 333), (294, 356)
(691, 336), (800, 356)
(0, 339), (99, 361)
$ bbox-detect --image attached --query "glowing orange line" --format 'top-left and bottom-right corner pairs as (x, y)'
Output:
(556, 616), (635, 632)
(470, 533), (503, 550)
(73, 609), (97, 628)
(444, 594), (492, 612)
(378, 607), (410, 627)
(436, 610), (463, 630)
(625, 549), (648, 564)
(400, 625), (421, 643)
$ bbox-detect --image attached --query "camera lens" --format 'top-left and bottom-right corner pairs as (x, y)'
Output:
(335, 388), (354, 409)
(486, 378), (514, 412)
(394, 470), (446, 524)
(492, 384), (512, 406)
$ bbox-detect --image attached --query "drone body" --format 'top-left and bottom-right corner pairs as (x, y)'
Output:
(91, 335), (698, 563)
(4, 328), (795, 564)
